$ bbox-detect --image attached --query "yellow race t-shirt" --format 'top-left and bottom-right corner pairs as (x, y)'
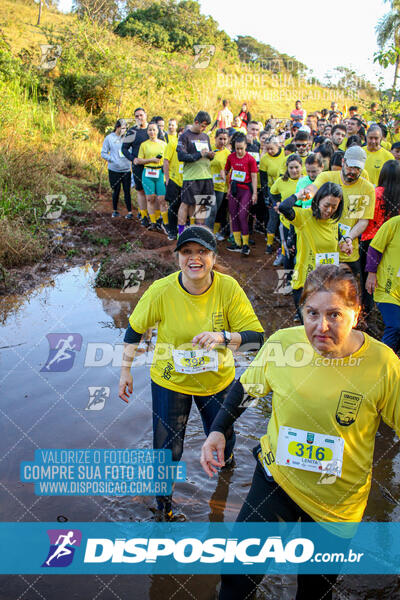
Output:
(314, 170), (375, 261)
(259, 149), (287, 186)
(129, 270), (264, 396)
(370, 215), (400, 307)
(240, 326), (400, 526)
(290, 207), (339, 290)
(211, 147), (230, 193)
(271, 176), (301, 228)
(164, 138), (183, 187)
(138, 139), (167, 167)
(364, 146), (393, 186)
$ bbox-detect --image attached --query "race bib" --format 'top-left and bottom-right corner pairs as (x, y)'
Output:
(172, 349), (218, 374)
(231, 170), (246, 182)
(178, 164), (184, 174)
(145, 168), (160, 179)
(276, 426), (344, 477)
(338, 223), (351, 239)
(194, 141), (209, 152)
(248, 152), (260, 163)
(315, 252), (339, 266)
(213, 173), (224, 183)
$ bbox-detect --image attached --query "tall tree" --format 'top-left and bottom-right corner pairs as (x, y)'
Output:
(72, 0), (120, 24)
(376, 0), (400, 100)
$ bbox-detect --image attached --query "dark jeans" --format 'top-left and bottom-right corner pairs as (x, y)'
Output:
(166, 179), (182, 236)
(108, 170), (132, 211)
(216, 192), (229, 234)
(292, 287), (303, 323)
(377, 302), (400, 353)
(151, 380), (236, 510)
(267, 206), (280, 236)
(206, 190), (225, 230)
(220, 459), (340, 600)
(359, 239), (374, 316)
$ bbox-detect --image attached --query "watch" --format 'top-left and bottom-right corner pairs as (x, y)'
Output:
(223, 330), (232, 346)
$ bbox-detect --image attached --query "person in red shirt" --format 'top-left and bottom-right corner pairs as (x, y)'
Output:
(223, 133), (258, 256)
(360, 159), (400, 316)
(237, 102), (251, 129)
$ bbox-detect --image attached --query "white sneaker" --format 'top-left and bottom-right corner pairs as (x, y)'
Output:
(215, 232), (225, 241)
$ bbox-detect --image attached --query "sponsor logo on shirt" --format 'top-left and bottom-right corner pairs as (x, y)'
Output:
(335, 391), (363, 426)
(212, 311), (224, 331)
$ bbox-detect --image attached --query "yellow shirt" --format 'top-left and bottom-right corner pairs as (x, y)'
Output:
(364, 146), (393, 186)
(270, 176), (301, 228)
(138, 139), (167, 168)
(370, 215), (400, 307)
(240, 327), (400, 527)
(314, 170), (375, 261)
(210, 147), (230, 193)
(338, 138), (347, 151)
(284, 136), (293, 147)
(259, 149), (287, 186)
(290, 207), (339, 290)
(381, 140), (391, 151)
(164, 138), (183, 187)
(129, 270), (263, 396)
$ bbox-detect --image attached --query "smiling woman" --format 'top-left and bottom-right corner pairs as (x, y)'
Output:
(119, 225), (264, 521)
(201, 263), (400, 600)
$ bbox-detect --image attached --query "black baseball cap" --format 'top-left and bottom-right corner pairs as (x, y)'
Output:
(174, 226), (217, 253)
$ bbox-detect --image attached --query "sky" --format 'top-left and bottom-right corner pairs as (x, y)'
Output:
(57, 0), (392, 87)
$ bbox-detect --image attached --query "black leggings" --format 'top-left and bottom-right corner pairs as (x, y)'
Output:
(219, 459), (340, 600)
(108, 170), (132, 211)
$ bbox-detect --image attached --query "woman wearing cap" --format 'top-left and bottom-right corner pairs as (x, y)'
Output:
(201, 264), (400, 600)
(100, 119), (133, 219)
(119, 226), (264, 520)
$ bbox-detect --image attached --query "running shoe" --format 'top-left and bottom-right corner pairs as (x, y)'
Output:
(221, 453), (236, 470)
(159, 222), (168, 235)
(125, 213), (133, 220)
(273, 253), (284, 267)
(140, 216), (150, 228)
(111, 211), (120, 218)
(148, 223), (159, 232)
(241, 244), (250, 256)
(215, 232), (225, 241)
(167, 230), (177, 241)
(226, 242), (242, 252)
(265, 244), (273, 254)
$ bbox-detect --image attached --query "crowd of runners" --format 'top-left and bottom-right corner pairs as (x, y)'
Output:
(103, 98), (400, 351)
(105, 99), (400, 600)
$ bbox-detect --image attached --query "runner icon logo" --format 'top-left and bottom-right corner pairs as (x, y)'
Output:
(86, 386), (110, 410)
(122, 269), (145, 293)
(43, 194), (67, 220)
(193, 45), (216, 69)
(39, 44), (62, 71)
(41, 333), (83, 372)
(42, 529), (82, 568)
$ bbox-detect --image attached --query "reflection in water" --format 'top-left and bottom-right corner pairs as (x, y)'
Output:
(0, 265), (399, 599)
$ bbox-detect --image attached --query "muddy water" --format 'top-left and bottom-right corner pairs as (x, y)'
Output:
(0, 265), (399, 599)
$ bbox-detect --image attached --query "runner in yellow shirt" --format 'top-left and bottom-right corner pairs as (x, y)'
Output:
(164, 129), (183, 240)
(259, 137), (287, 252)
(312, 146), (375, 276)
(364, 125), (393, 186)
(208, 128), (230, 234)
(202, 264), (400, 600)
(366, 215), (400, 352)
(136, 122), (168, 231)
(119, 226), (264, 521)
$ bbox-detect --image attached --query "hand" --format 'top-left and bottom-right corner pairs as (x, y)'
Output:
(119, 370), (133, 403)
(251, 193), (258, 204)
(201, 148), (209, 158)
(207, 151), (215, 160)
(366, 272), (377, 295)
(273, 202), (280, 213)
(200, 431), (226, 477)
(302, 184), (315, 199)
(133, 158), (139, 165)
(192, 331), (224, 350)
(339, 238), (353, 256)
(151, 157), (161, 164)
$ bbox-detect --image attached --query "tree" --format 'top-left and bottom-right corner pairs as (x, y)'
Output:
(72, 0), (121, 24)
(235, 35), (307, 76)
(376, 0), (400, 100)
(116, 0), (236, 54)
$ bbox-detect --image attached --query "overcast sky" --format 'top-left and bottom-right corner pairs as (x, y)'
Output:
(57, 0), (392, 87)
